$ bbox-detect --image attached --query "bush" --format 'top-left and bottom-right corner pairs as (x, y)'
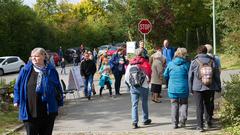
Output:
(219, 74), (240, 134)
(0, 79), (16, 112)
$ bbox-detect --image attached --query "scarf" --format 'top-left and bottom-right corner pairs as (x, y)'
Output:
(33, 64), (48, 95)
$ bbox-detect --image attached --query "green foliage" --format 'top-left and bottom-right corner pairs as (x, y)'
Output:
(0, 79), (15, 112)
(219, 75), (240, 134)
(216, 0), (240, 57)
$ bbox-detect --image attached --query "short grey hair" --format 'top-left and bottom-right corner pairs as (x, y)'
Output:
(205, 44), (213, 53)
(31, 47), (48, 60)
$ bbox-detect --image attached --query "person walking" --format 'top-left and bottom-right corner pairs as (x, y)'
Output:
(204, 44), (221, 121)
(136, 40), (149, 59)
(125, 48), (152, 129)
(58, 46), (63, 63)
(98, 57), (112, 97)
(188, 45), (221, 132)
(80, 52), (96, 100)
(109, 48), (127, 95)
(149, 47), (166, 103)
(164, 48), (190, 129)
(60, 57), (66, 75)
(162, 39), (175, 88)
(13, 47), (63, 135)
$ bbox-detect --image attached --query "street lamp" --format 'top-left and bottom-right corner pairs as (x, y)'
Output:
(213, 0), (216, 55)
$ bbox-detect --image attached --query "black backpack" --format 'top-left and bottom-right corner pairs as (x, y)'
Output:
(129, 65), (146, 88)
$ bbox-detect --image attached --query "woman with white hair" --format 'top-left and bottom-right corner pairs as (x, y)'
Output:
(150, 47), (166, 103)
(14, 47), (63, 135)
(164, 48), (190, 129)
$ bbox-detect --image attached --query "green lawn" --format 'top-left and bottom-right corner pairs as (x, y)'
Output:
(220, 54), (240, 70)
(0, 109), (21, 134)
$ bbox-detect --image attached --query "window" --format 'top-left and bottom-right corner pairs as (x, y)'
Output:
(6, 58), (18, 64)
(0, 58), (5, 64)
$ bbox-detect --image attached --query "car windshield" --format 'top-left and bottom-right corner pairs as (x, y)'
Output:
(0, 58), (5, 64)
(109, 46), (117, 50)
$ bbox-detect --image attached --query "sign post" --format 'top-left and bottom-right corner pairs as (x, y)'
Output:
(138, 19), (152, 44)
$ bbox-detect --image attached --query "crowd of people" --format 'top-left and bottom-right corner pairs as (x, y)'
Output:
(13, 39), (221, 134)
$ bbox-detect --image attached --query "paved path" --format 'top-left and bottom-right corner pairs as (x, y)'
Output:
(10, 67), (239, 134)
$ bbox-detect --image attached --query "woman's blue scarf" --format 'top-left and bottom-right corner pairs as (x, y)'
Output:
(33, 64), (48, 100)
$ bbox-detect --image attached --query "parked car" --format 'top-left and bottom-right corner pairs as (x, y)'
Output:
(106, 46), (118, 56)
(64, 47), (79, 63)
(97, 45), (112, 56)
(0, 56), (25, 76)
(47, 51), (60, 66)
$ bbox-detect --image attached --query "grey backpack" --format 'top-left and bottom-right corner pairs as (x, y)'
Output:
(129, 65), (146, 88)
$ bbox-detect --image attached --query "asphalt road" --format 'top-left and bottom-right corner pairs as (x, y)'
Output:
(2, 66), (239, 134)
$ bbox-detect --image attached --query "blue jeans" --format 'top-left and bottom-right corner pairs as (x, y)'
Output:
(130, 87), (149, 124)
(84, 75), (93, 97)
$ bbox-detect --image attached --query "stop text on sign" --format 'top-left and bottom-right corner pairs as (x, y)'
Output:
(138, 19), (152, 34)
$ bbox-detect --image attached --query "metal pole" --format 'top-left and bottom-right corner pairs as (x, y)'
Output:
(143, 34), (146, 45)
(213, 0), (216, 55)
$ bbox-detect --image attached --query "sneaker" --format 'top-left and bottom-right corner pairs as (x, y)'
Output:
(180, 122), (186, 128)
(173, 124), (179, 129)
(143, 119), (152, 125)
(132, 123), (139, 129)
(206, 122), (212, 129)
(196, 127), (204, 132)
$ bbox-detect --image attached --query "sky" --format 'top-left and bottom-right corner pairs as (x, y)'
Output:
(23, 0), (80, 7)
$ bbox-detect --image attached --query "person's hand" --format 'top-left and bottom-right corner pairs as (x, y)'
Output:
(14, 103), (18, 107)
(119, 61), (124, 64)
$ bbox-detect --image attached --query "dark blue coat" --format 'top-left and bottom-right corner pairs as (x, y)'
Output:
(109, 53), (126, 75)
(14, 61), (63, 121)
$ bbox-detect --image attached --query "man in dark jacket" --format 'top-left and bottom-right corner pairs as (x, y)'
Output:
(80, 52), (96, 100)
(188, 45), (221, 132)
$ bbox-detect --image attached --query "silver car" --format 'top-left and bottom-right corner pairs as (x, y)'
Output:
(0, 56), (25, 76)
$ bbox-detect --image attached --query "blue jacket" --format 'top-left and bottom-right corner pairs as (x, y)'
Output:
(188, 54), (221, 92)
(14, 61), (63, 121)
(109, 53), (126, 75)
(164, 57), (190, 99)
(162, 47), (175, 65)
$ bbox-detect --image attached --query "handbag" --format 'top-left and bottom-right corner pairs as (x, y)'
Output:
(55, 87), (62, 105)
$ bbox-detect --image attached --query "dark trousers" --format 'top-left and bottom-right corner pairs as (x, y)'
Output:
(99, 81), (112, 96)
(23, 115), (56, 135)
(194, 90), (214, 128)
(113, 73), (122, 95)
(209, 91), (215, 120)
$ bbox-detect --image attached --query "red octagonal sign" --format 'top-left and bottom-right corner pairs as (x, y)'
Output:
(138, 19), (152, 34)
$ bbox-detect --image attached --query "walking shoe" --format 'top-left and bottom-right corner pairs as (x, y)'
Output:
(87, 96), (91, 100)
(196, 127), (205, 132)
(206, 122), (212, 129)
(143, 119), (152, 125)
(180, 122), (186, 128)
(132, 123), (139, 129)
(173, 124), (179, 129)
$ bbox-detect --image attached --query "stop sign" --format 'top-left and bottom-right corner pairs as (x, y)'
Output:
(138, 19), (152, 34)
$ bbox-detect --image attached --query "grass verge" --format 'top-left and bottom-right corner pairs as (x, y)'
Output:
(0, 110), (21, 134)
(220, 53), (240, 70)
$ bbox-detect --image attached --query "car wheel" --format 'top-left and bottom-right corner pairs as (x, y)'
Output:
(0, 69), (4, 76)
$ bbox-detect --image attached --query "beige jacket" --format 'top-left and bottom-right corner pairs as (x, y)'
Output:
(150, 51), (166, 84)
